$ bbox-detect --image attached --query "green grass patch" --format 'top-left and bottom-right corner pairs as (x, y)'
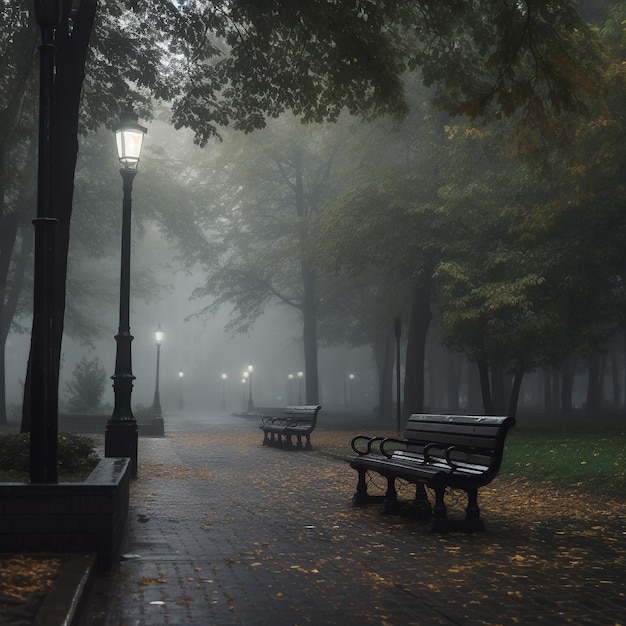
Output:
(502, 419), (625, 499)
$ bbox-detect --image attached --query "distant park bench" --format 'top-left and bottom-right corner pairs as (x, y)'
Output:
(346, 413), (516, 532)
(260, 405), (322, 450)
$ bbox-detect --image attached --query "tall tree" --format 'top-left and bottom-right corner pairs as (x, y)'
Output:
(0, 0), (605, 427)
(164, 116), (353, 404)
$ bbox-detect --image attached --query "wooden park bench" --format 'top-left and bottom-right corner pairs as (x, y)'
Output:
(260, 405), (322, 450)
(346, 413), (515, 532)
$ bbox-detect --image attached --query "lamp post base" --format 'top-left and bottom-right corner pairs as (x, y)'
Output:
(105, 420), (138, 479)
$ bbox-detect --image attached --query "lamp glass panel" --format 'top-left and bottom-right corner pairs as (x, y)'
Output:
(116, 129), (144, 167)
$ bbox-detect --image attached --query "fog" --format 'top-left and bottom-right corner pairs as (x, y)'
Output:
(5, 229), (376, 417)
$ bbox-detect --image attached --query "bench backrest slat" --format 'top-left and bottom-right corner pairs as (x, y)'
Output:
(282, 405), (321, 424)
(399, 413), (515, 475)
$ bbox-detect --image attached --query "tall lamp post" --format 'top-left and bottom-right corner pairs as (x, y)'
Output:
(247, 365), (254, 412)
(349, 374), (355, 404)
(241, 378), (247, 412)
(30, 0), (62, 484)
(104, 108), (147, 480)
(221, 373), (227, 410)
(152, 324), (163, 416)
(178, 371), (184, 410)
(297, 371), (303, 404)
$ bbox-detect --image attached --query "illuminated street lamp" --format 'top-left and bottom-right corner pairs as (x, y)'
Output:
(241, 377), (247, 412)
(105, 108), (147, 479)
(221, 373), (227, 410)
(297, 371), (304, 404)
(287, 373), (294, 404)
(152, 324), (163, 416)
(247, 364), (254, 412)
(349, 373), (355, 404)
(178, 371), (184, 411)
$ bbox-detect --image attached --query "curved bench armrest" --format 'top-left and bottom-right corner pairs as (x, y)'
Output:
(444, 445), (464, 470)
(423, 442), (446, 464)
(351, 435), (384, 456)
(380, 437), (407, 459)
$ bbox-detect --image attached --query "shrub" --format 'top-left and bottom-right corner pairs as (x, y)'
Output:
(0, 433), (99, 474)
(65, 356), (107, 413)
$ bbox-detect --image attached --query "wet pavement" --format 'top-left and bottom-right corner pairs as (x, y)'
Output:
(82, 410), (625, 626)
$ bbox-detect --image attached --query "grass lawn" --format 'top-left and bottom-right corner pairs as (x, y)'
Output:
(320, 412), (625, 501)
(500, 415), (625, 499)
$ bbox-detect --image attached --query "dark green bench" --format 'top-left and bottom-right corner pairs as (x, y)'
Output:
(346, 413), (515, 532)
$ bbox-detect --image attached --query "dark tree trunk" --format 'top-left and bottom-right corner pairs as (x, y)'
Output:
(0, 214), (19, 426)
(0, 222), (33, 426)
(490, 365), (506, 415)
(466, 362), (482, 412)
(561, 358), (574, 414)
(507, 370), (524, 419)
(542, 368), (552, 412)
(403, 277), (432, 417)
(22, 0), (98, 432)
(372, 331), (394, 420)
(610, 344), (620, 409)
(301, 262), (319, 404)
(477, 360), (494, 415)
(0, 24), (39, 425)
(586, 351), (601, 413)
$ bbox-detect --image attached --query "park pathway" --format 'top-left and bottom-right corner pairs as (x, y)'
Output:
(84, 410), (625, 625)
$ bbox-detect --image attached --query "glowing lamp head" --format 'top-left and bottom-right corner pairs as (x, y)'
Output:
(115, 109), (147, 170)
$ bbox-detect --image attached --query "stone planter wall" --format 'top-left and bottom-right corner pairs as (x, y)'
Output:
(0, 457), (130, 571)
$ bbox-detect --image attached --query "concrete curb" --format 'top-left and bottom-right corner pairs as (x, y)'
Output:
(33, 554), (96, 626)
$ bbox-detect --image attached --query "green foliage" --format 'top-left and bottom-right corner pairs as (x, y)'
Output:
(64, 356), (107, 413)
(0, 433), (99, 475)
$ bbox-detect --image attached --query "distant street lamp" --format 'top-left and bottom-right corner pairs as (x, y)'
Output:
(241, 378), (247, 412)
(178, 371), (184, 411)
(287, 374), (294, 405)
(247, 364), (254, 412)
(152, 324), (163, 416)
(105, 108), (147, 479)
(349, 374), (355, 404)
(297, 371), (304, 404)
(221, 373), (227, 410)
(30, 0), (63, 484)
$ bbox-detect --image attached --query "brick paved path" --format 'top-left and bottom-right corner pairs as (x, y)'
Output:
(85, 413), (625, 626)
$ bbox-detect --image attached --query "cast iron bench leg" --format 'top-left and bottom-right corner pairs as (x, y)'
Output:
(381, 475), (401, 514)
(304, 434), (312, 450)
(427, 487), (448, 532)
(413, 483), (433, 519)
(352, 468), (370, 506)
